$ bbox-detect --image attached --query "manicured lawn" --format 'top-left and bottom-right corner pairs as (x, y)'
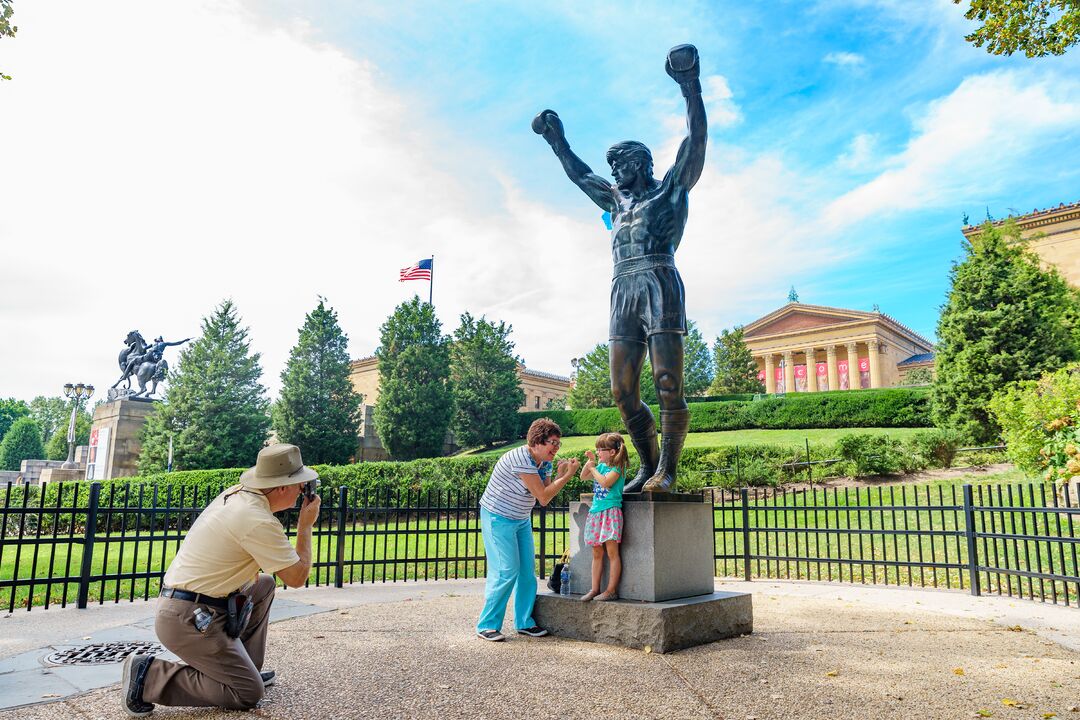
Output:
(469, 427), (929, 457)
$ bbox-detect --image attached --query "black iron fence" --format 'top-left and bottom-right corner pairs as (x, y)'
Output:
(1, 479), (1077, 611)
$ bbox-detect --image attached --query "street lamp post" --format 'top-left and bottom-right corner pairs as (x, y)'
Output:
(61, 382), (94, 470)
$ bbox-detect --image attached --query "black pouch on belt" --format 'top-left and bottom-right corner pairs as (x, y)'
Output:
(225, 592), (253, 639)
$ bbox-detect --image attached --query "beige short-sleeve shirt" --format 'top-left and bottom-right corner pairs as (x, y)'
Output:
(163, 484), (300, 597)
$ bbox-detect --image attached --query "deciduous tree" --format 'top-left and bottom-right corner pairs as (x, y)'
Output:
(273, 298), (363, 465)
(955, 0), (1079, 57)
(567, 343), (614, 409)
(0, 397), (29, 444)
(139, 300), (270, 472)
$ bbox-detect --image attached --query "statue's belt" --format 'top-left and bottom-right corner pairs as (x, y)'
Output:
(612, 254), (677, 278)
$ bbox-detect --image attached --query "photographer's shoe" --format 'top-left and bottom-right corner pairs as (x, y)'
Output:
(121, 653), (154, 717)
(261, 670), (276, 687)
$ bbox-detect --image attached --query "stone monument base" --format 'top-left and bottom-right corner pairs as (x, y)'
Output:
(533, 590), (752, 653)
(39, 467), (86, 485)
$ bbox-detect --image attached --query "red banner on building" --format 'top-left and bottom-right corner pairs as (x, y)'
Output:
(858, 358), (870, 372)
(816, 362), (827, 376)
(794, 364), (806, 379)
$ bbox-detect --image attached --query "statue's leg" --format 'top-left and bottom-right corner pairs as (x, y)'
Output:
(611, 340), (657, 494)
(643, 332), (689, 493)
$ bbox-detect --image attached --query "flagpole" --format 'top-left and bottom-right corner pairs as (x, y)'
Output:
(429, 255), (434, 306)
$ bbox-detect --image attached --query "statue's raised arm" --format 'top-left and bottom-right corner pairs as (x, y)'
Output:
(532, 110), (616, 212)
(665, 44), (707, 191)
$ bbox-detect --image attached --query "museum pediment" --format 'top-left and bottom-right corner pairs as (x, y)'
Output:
(743, 304), (872, 338)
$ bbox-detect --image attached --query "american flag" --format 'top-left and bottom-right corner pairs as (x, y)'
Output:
(399, 258), (433, 282)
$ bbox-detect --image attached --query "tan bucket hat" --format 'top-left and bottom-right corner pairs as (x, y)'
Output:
(239, 444), (318, 489)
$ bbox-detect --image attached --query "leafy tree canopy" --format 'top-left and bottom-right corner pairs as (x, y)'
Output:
(139, 299), (270, 472)
(0, 416), (43, 471)
(709, 327), (766, 395)
(0, 0), (15, 81)
(373, 297), (453, 459)
(568, 343), (613, 409)
(273, 298), (363, 465)
(30, 396), (75, 447)
(932, 220), (1080, 443)
(46, 413), (92, 461)
(955, 0), (1080, 57)
(0, 397), (30, 444)
(450, 313), (524, 448)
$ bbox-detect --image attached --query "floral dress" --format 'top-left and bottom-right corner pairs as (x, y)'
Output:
(584, 462), (625, 546)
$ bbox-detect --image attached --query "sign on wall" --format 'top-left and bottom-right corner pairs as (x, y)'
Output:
(86, 427), (110, 480)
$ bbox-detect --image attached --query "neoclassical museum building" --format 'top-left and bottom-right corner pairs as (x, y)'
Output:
(742, 303), (935, 393)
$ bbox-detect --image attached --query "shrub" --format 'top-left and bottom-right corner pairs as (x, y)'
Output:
(518, 388), (931, 438)
(906, 429), (963, 469)
(835, 433), (905, 476)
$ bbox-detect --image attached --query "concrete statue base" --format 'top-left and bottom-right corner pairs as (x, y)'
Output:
(568, 493), (715, 602)
(536, 493), (753, 652)
(533, 590), (752, 653)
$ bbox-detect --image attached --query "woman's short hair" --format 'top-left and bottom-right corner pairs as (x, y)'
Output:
(527, 418), (562, 447)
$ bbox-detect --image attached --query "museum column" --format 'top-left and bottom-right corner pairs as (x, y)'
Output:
(804, 348), (817, 392)
(764, 354), (776, 394)
(868, 339), (882, 389)
(783, 350), (796, 394)
(845, 342), (859, 390)
(826, 345), (839, 393)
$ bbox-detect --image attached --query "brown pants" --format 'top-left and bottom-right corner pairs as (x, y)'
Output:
(141, 574), (276, 710)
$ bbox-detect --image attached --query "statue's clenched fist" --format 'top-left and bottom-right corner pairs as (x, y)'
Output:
(666, 44), (701, 96)
(531, 109), (565, 147)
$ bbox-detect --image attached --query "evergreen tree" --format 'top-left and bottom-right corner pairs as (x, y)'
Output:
(139, 300), (270, 472)
(709, 327), (765, 394)
(0, 397), (29, 444)
(450, 313), (524, 448)
(639, 320), (713, 402)
(933, 221), (1080, 443)
(0, 416), (44, 471)
(567, 343), (614, 409)
(373, 297), (453, 459)
(45, 413), (92, 461)
(272, 298), (363, 465)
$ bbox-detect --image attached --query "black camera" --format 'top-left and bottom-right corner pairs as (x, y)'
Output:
(303, 478), (320, 501)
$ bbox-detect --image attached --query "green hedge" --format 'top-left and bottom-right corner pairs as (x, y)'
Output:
(517, 388), (932, 437)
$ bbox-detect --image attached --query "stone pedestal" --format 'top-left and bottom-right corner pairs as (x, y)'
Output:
(39, 468), (87, 485)
(88, 399), (158, 480)
(533, 590), (752, 653)
(568, 494), (714, 602)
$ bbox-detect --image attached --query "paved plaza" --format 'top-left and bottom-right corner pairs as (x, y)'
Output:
(1, 579), (1078, 719)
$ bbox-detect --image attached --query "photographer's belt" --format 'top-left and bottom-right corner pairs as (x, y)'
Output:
(160, 586), (229, 609)
(612, 254), (676, 278)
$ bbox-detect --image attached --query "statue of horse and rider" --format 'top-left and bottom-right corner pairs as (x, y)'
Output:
(109, 331), (191, 400)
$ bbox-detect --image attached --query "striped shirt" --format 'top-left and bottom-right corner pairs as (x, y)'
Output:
(479, 446), (549, 520)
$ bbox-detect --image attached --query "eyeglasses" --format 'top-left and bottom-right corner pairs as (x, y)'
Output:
(545, 438), (561, 448)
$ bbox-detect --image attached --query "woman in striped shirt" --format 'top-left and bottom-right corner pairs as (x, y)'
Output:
(476, 418), (580, 642)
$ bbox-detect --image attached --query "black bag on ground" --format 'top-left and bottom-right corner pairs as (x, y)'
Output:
(546, 551), (570, 593)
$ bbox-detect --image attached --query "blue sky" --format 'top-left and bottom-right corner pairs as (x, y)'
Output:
(2, 0), (1079, 399)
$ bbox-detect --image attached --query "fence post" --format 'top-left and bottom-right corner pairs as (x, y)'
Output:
(335, 486), (348, 589)
(740, 488), (751, 582)
(805, 438), (812, 485)
(76, 482), (101, 609)
(735, 446), (741, 485)
(962, 484), (981, 597)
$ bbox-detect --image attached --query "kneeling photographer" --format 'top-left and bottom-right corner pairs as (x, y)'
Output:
(121, 444), (321, 716)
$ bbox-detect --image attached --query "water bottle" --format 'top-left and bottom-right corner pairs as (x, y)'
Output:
(560, 563), (571, 596)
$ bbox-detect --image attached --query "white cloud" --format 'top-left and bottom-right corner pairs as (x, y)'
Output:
(703, 75), (741, 127)
(823, 70), (1080, 228)
(837, 133), (878, 170)
(824, 51), (865, 67)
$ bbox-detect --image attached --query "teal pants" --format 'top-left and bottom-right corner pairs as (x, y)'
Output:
(477, 507), (537, 632)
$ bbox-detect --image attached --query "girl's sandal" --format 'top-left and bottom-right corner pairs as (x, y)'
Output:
(594, 591), (618, 602)
(580, 591), (598, 602)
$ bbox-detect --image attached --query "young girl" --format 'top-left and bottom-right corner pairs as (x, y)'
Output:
(580, 432), (627, 602)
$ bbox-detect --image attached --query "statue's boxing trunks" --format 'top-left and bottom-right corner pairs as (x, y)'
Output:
(608, 254), (687, 344)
